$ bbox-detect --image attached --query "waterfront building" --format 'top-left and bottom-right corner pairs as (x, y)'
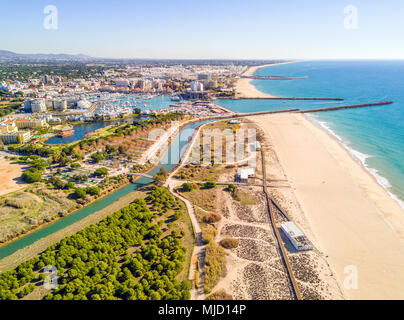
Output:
(115, 79), (130, 87)
(190, 81), (204, 92)
(15, 118), (47, 129)
(0, 131), (32, 145)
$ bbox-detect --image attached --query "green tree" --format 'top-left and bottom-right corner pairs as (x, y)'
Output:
(94, 167), (109, 177)
(22, 170), (42, 183)
(91, 153), (105, 163)
(181, 183), (194, 192)
(73, 188), (87, 199)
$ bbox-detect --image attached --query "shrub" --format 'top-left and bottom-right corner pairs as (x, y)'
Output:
(219, 238), (239, 249)
(204, 241), (226, 293)
(22, 170), (42, 183)
(181, 183), (194, 192)
(48, 177), (66, 190)
(91, 153), (104, 163)
(206, 289), (233, 300)
(204, 181), (216, 189)
(201, 225), (217, 244)
(202, 212), (222, 224)
(66, 182), (76, 189)
(73, 174), (88, 182)
(173, 211), (183, 220)
(227, 184), (236, 193)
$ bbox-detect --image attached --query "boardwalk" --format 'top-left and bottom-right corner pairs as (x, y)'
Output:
(260, 146), (302, 300)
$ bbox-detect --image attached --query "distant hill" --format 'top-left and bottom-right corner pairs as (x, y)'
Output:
(0, 50), (288, 66)
(0, 50), (93, 62)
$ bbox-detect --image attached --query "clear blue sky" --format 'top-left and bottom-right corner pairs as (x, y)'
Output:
(1, 0), (404, 59)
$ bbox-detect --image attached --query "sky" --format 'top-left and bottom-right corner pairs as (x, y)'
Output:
(1, 0), (404, 60)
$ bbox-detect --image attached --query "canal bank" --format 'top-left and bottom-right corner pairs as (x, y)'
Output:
(0, 120), (210, 271)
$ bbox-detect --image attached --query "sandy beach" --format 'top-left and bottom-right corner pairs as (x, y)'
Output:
(0, 157), (27, 196)
(252, 112), (404, 299)
(235, 65), (276, 98)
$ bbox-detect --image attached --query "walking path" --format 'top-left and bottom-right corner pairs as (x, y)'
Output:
(165, 122), (209, 300)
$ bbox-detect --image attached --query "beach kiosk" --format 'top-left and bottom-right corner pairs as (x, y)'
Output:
(280, 221), (312, 251)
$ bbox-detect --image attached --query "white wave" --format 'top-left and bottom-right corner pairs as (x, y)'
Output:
(367, 167), (392, 189)
(308, 115), (404, 209)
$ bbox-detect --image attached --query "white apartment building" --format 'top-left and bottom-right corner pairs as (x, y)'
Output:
(190, 81), (204, 92)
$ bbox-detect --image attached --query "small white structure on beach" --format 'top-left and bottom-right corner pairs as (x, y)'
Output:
(236, 167), (255, 183)
(229, 120), (240, 125)
(280, 221), (312, 251)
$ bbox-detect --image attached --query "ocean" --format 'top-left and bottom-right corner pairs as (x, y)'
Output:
(216, 60), (404, 206)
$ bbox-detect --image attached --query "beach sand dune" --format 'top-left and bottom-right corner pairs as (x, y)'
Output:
(252, 113), (404, 299)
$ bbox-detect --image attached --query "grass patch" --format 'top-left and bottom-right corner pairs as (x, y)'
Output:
(179, 187), (218, 212)
(204, 241), (226, 294)
(233, 190), (257, 206)
(201, 225), (217, 244)
(173, 198), (196, 282)
(175, 164), (225, 182)
(0, 184), (76, 243)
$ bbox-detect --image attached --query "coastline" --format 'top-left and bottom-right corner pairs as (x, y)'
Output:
(243, 64), (404, 299)
(235, 64), (276, 98)
(242, 63), (404, 213)
(252, 112), (404, 299)
(235, 61), (299, 98)
(306, 114), (404, 209)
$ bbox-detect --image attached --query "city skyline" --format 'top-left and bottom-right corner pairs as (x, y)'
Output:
(2, 0), (404, 60)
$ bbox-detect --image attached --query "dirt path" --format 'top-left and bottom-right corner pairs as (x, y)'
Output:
(167, 179), (205, 300)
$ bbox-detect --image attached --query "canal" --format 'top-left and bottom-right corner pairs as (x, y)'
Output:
(0, 120), (210, 259)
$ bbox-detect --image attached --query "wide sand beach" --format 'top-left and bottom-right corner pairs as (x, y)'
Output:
(235, 65), (276, 98)
(240, 63), (404, 299)
(252, 112), (404, 299)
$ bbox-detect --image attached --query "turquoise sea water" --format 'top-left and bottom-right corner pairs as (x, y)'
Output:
(217, 61), (404, 206)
